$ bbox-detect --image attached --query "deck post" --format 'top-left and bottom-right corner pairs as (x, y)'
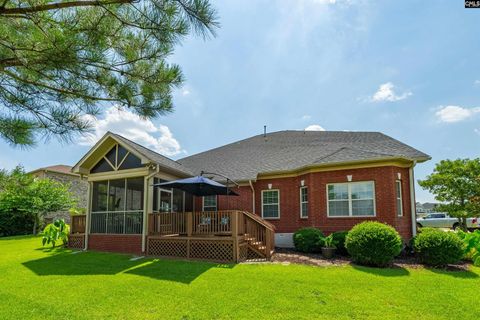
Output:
(186, 212), (193, 236)
(232, 211), (239, 262)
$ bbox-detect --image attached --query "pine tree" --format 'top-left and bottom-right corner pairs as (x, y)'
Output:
(0, 0), (218, 146)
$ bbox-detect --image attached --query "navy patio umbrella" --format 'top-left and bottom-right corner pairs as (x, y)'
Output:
(153, 176), (239, 196)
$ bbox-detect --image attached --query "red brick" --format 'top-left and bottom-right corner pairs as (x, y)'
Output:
(216, 166), (413, 240)
(88, 234), (143, 255)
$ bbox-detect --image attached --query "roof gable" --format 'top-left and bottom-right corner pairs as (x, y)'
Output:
(72, 132), (192, 176)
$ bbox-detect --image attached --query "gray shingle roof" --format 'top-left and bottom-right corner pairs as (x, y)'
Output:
(111, 133), (193, 176)
(177, 130), (430, 182)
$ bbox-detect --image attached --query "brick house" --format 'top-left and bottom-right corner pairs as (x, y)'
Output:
(70, 130), (429, 261)
(29, 165), (88, 223)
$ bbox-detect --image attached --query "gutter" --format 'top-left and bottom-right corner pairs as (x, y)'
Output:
(249, 179), (256, 214)
(409, 161), (417, 237)
(256, 156), (427, 179)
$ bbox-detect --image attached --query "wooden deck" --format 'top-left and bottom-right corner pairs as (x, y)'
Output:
(147, 211), (275, 262)
(69, 211), (275, 263)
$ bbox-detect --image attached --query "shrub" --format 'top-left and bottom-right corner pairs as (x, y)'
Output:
(414, 228), (465, 266)
(293, 227), (324, 253)
(41, 219), (70, 248)
(345, 222), (402, 267)
(456, 230), (480, 266)
(331, 231), (349, 255)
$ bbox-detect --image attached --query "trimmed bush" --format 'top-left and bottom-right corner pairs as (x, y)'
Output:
(293, 227), (324, 253)
(414, 228), (464, 266)
(331, 231), (349, 255)
(345, 222), (402, 267)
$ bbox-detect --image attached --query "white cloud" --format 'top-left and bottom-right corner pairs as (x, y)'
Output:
(371, 82), (412, 102)
(181, 88), (190, 96)
(475, 128), (480, 135)
(305, 124), (326, 131)
(301, 115), (312, 120)
(78, 106), (184, 156)
(435, 105), (480, 123)
(474, 80), (480, 86)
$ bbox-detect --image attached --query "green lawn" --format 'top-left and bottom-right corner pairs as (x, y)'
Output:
(1, 236), (480, 320)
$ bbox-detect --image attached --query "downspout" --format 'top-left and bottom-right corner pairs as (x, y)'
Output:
(409, 161), (417, 237)
(142, 165), (159, 253)
(249, 179), (255, 214)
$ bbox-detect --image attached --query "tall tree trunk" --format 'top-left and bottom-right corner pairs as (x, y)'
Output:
(32, 214), (39, 235)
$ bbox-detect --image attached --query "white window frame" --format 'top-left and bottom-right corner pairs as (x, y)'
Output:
(261, 189), (280, 219)
(202, 195), (217, 211)
(326, 181), (376, 218)
(300, 186), (308, 219)
(396, 180), (403, 217)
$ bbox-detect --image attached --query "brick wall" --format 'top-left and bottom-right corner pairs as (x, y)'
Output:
(213, 166), (414, 240)
(88, 234), (143, 255)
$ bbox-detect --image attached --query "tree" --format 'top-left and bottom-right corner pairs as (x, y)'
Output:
(0, 0), (218, 146)
(418, 158), (480, 231)
(0, 166), (76, 235)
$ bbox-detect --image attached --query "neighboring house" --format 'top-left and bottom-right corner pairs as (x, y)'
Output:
(415, 202), (440, 217)
(29, 165), (88, 223)
(71, 130), (430, 258)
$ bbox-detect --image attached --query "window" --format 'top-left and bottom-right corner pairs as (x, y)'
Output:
(262, 190), (280, 219)
(203, 195), (217, 211)
(327, 181), (375, 217)
(300, 187), (308, 218)
(396, 180), (403, 217)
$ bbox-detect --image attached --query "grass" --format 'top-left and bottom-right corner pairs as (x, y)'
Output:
(1, 236), (480, 320)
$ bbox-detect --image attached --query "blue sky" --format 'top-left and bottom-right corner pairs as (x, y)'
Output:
(1, 0), (480, 202)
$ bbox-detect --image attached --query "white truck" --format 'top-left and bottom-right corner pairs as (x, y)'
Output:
(416, 213), (479, 230)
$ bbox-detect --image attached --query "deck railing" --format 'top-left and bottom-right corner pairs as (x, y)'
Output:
(240, 211), (275, 257)
(148, 212), (188, 236)
(148, 211), (237, 236)
(90, 211), (143, 234)
(147, 210), (275, 260)
(71, 214), (86, 234)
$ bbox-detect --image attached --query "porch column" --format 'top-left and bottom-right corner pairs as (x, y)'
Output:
(84, 181), (92, 250)
(142, 176), (153, 253)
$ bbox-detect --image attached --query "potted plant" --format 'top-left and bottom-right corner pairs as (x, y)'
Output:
(321, 234), (337, 259)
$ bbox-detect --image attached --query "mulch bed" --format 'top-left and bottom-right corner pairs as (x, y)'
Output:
(270, 248), (472, 271)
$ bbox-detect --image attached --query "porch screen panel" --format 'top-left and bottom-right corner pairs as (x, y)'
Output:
(91, 181), (108, 233)
(90, 178), (143, 234)
(92, 181), (108, 212)
(126, 178), (144, 210)
(107, 179), (126, 233)
(125, 178), (144, 234)
(109, 179), (125, 211)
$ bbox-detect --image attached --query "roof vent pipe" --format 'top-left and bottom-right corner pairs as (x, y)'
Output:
(263, 125), (267, 138)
